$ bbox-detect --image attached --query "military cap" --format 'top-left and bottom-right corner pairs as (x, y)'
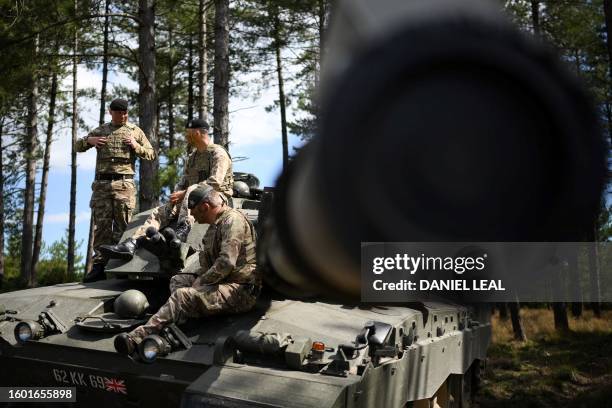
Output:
(186, 118), (209, 131)
(109, 98), (128, 111)
(188, 185), (214, 209)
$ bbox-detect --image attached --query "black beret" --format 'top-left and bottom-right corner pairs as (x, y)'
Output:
(186, 118), (209, 130)
(109, 98), (128, 111)
(187, 185), (214, 209)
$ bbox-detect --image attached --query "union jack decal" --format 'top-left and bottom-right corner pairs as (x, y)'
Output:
(104, 377), (127, 394)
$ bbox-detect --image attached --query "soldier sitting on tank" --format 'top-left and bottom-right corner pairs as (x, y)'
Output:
(101, 118), (234, 259)
(113, 185), (260, 355)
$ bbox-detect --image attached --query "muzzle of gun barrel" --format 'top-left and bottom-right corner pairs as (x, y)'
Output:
(261, 0), (606, 300)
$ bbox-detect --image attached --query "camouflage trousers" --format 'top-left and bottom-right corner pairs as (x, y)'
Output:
(91, 179), (136, 264)
(131, 184), (199, 240)
(128, 256), (258, 343)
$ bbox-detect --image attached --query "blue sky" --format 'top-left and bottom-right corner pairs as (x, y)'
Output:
(39, 67), (305, 261)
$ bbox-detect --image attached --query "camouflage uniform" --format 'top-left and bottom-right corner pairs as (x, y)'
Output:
(176, 144), (234, 196)
(132, 143), (233, 239)
(76, 122), (155, 263)
(129, 207), (259, 342)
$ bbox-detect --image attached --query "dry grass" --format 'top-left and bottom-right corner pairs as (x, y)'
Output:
(491, 308), (612, 344)
(478, 308), (612, 408)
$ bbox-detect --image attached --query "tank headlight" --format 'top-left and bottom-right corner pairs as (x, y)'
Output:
(14, 321), (44, 344)
(139, 335), (171, 363)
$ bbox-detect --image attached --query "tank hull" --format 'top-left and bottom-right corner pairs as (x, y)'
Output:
(0, 280), (490, 407)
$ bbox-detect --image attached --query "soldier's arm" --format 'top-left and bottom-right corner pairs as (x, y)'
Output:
(172, 153), (191, 192)
(204, 147), (230, 190)
(198, 217), (245, 284)
(133, 128), (156, 160)
(175, 173), (188, 192)
(75, 133), (95, 152)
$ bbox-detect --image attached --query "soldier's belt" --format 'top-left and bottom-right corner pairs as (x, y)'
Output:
(95, 173), (134, 181)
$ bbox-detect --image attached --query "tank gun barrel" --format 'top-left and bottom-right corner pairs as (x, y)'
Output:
(261, 0), (607, 299)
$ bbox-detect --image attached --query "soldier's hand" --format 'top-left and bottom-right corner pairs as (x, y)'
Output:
(170, 190), (186, 204)
(123, 134), (139, 149)
(87, 136), (108, 147)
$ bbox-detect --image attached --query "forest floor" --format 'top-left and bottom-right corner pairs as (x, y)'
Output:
(477, 308), (612, 408)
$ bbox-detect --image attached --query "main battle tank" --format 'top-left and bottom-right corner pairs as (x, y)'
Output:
(0, 0), (606, 407)
(0, 177), (491, 408)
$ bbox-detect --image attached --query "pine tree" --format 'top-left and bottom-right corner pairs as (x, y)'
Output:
(138, 0), (159, 210)
(213, 0), (230, 150)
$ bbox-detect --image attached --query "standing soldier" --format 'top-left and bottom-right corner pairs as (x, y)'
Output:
(77, 98), (155, 282)
(101, 118), (233, 259)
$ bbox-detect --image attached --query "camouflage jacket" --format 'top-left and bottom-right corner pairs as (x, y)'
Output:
(176, 143), (233, 197)
(75, 122), (155, 175)
(197, 207), (259, 286)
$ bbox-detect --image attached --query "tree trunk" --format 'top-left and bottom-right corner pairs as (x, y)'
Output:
(198, 0), (208, 121)
(509, 300), (527, 341)
(86, 0), (110, 275)
(606, 101), (612, 149)
(188, 36), (194, 123)
(272, 10), (289, 170)
(553, 303), (569, 332)
(571, 301), (583, 318)
(587, 232), (602, 318)
(138, 0), (158, 210)
(168, 25), (175, 154)
(21, 36), (39, 287)
(315, 0), (327, 88)
(99, 0), (110, 126)
(213, 0), (230, 149)
(497, 303), (508, 320)
(530, 0), (540, 35)
(32, 71), (58, 276)
(604, 0), (612, 146)
(156, 101), (160, 150)
(550, 257), (570, 331)
(566, 245), (582, 318)
(0, 119), (4, 289)
(67, 0), (78, 279)
(604, 0), (612, 76)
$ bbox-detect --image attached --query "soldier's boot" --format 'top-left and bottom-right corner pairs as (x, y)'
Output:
(100, 238), (138, 260)
(114, 333), (136, 355)
(83, 263), (106, 283)
(161, 228), (183, 260)
(174, 222), (192, 242)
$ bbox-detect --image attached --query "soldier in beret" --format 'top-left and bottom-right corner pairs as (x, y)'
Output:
(77, 98), (155, 282)
(113, 185), (260, 355)
(100, 118), (233, 259)
(175, 118), (234, 201)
